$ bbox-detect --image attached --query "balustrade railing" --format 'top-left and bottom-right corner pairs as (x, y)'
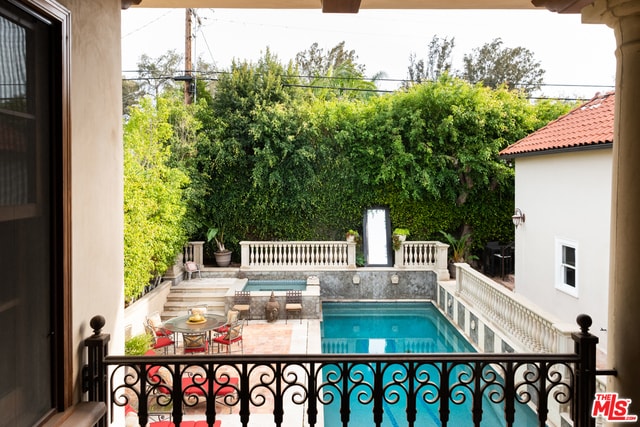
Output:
(240, 241), (356, 269)
(455, 263), (574, 353)
(84, 315), (607, 427)
(236, 240), (449, 276)
(394, 241), (450, 280)
(184, 241), (204, 266)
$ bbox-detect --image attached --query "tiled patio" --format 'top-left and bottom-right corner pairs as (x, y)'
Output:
(173, 318), (322, 427)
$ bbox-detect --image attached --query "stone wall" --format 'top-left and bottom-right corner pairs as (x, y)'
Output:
(224, 270), (438, 321)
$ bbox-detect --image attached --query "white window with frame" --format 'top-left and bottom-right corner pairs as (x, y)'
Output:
(555, 238), (578, 297)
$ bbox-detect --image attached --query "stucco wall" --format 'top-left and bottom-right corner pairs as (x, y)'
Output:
(61, 0), (125, 402)
(514, 148), (611, 350)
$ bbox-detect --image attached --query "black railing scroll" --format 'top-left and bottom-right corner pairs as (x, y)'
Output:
(83, 314), (612, 427)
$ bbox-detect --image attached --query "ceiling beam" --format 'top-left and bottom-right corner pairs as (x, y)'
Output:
(531, 0), (594, 13)
(322, 0), (361, 13)
(130, 0), (538, 10)
(122, 0), (142, 9)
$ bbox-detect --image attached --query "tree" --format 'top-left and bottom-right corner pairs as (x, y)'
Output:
(405, 35), (456, 86)
(189, 51), (310, 248)
(461, 38), (545, 95)
(294, 41), (382, 99)
(183, 52), (570, 257)
(295, 41), (365, 80)
(136, 50), (184, 99)
(123, 96), (190, 304)
(122, 77), (143, 116)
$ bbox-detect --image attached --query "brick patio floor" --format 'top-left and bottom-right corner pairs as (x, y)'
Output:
(171, 319), (320, 426)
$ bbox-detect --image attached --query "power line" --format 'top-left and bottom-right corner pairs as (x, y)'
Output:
(122, 68), (614, 91)
(122, 75), (598, 102)
(122, 10), (174, 39)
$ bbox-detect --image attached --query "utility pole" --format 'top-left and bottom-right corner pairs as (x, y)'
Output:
(184, 8), (193, 104)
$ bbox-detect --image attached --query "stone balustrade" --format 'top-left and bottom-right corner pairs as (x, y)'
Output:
(453, 262), (574, 353)
(394, 240), (450, 280)
(240, 241), (356, 269)
(183, 239), (450, 277)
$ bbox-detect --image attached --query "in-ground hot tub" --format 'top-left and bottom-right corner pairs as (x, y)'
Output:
(242, 279), (307, 292)
(229, 278), (319, 321)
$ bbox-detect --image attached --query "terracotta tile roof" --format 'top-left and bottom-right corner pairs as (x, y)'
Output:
(499, 92), (614, 158)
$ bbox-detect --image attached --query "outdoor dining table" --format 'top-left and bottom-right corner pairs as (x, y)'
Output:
(163, 313), (226, 352)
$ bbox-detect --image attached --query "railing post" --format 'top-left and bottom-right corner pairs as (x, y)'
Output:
(83, 315), (110, 427)
(572, 314), (598, 427)
(347, 241), (357, 268)
(394, 243), (404, 268)
(189, 241), (204, 266)
(240, 241), (250, 268)
(436, 243), (450, 280)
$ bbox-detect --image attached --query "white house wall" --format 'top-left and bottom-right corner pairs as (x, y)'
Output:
(514, 149), (611, 351)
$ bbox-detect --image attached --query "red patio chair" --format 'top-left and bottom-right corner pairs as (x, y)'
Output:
(182, 332), (209, 354)
(144, 320), (175, 354)
(212, 321), (243, 354)
(212, 310), (239, 338)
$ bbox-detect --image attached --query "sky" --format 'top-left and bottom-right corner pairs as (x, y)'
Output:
(121, 8), (617, 100)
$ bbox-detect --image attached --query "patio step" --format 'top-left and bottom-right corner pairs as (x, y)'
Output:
(161, 278), (243, 320)
(162, 301), (226, 319)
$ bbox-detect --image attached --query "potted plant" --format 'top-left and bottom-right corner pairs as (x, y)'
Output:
(345, 229), (361, 243)
(439, 230), (477, 278)
(392, 228), (410, 251)
(206, 226), (232, 267)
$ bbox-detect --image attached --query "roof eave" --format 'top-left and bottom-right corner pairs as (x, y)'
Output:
(500, 141), (613, 160)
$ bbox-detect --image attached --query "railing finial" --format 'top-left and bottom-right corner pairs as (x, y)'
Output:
(576, 313), (592, 334)
(90, 315), (106, 335)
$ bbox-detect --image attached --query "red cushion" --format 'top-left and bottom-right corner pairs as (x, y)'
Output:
(147, 364), (161, 380)
(149, 421), (220, 427)
(156, 327), (173, 337)
(212, 335), (242, 345)
(182, 376), (239, 397)
(184, 340), (208, 353)
(154, 336), (174, 348)
(213, 324), (229, 333)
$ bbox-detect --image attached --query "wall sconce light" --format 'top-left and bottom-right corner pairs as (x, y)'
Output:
(352, 274), (361, 285)
(391, 274), (399, 285)
(512, 208), (526, 228)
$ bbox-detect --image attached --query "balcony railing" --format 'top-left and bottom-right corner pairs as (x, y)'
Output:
(85, 314), (608, 427)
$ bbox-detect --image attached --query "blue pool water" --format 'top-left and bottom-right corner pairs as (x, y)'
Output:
(321, 301), (540, 426)
(242, 279), (306, 292)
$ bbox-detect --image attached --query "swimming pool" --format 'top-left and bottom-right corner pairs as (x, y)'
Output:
(242, 279), (307, 292)
(321, 301), (539, 426)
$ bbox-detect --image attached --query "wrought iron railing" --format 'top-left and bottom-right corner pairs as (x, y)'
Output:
(84, 314), (612, 427)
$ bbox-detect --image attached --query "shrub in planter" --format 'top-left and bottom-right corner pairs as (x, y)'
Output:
(125, 333), (153, 356)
